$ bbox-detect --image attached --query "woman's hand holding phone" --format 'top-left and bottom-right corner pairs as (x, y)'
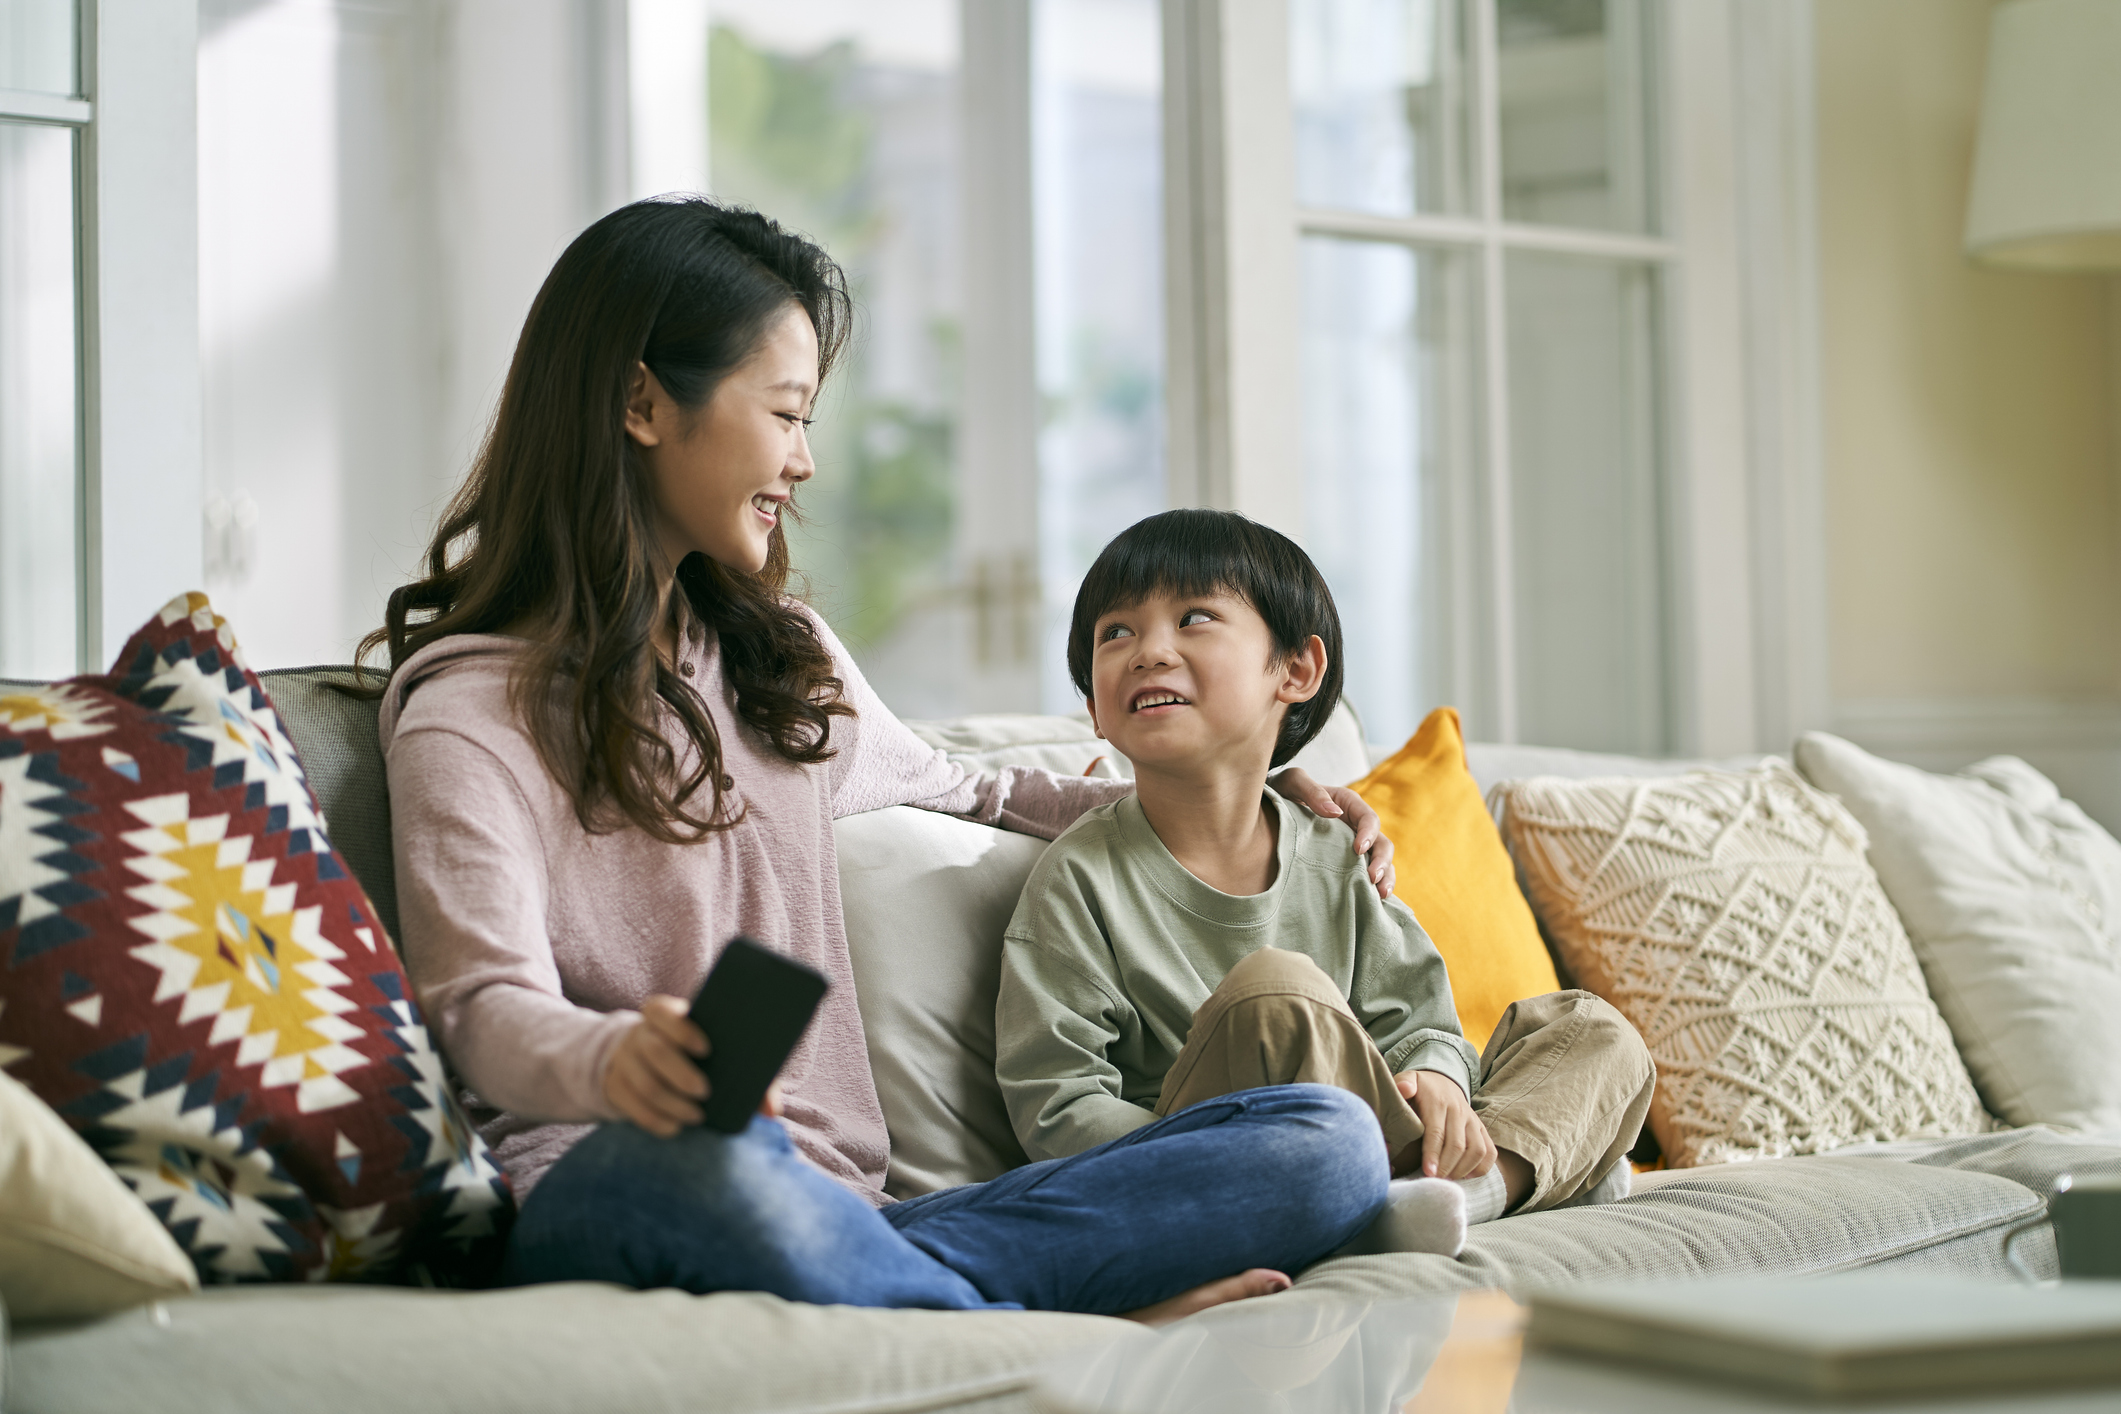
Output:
(603, 995), (789, 1137)
(605, 996), (707, 1136)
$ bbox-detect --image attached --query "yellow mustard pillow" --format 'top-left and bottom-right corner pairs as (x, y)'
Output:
(1350, 707), (1560, 1051)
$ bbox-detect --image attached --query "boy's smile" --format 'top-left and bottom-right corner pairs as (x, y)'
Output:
(1128, 688), (1191, 715)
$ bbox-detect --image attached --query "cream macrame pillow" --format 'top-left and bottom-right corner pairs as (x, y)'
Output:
(1497, 761), (1993, 1168)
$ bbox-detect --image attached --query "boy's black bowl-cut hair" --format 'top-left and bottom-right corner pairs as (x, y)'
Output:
(1067, 508), (1344, 768)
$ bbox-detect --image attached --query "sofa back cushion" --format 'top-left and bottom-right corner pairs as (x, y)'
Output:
(256, 668), (397, 945)
(906, 698), (1374, 788)
(835, 806), (1048, 1196)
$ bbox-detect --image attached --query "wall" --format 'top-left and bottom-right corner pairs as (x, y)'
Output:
(196, 0), (623, 670)
(1815, 0), (2121, 828)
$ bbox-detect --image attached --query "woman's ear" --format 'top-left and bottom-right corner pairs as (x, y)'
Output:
(1275, 635), (1329, 705)
(624, 361), (667, 448)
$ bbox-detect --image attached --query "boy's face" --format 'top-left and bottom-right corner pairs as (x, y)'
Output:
(1085, 588), (1326, 775)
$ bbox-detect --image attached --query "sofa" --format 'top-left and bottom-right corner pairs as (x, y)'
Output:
(4, 666), (2118, 1414)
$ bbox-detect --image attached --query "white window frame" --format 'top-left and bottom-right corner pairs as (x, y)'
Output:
(1, 37), (93, 671)
(86, 1), (206, 671)
(1, 2), (202, 673)
(1162, 0), (1827, 755)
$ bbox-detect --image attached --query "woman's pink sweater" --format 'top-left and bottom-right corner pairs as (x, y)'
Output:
(377, 612), (1124, 1202)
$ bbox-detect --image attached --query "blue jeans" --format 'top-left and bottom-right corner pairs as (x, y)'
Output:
(501, 1084), (1387, 1314)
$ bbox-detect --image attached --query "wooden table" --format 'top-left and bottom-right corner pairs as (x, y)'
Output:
(1401, 1291), (1525, 1414)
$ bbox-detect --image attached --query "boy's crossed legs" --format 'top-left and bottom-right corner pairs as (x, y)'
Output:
(1154, 948), (1655, 1252)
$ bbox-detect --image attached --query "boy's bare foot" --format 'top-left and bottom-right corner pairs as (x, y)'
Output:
(1120, 1268), (1291, 1327)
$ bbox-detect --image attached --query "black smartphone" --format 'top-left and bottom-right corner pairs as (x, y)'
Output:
(686, 935), (829, 1133)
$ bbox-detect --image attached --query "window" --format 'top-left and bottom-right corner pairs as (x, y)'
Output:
(4, 3), (202, 677)
(1292, 0), (1675, 752)
(692, 0), (1164, 717)
(1031, 0), (1165, 714)
(166, 0), (1797, 762)
(700, 2), (968, 716)
(0, 0), (85, 677)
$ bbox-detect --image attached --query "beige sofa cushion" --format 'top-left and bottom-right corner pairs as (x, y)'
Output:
(837, 806), (1049, 1197)
(1299, 1152), (2045, 1301)
(10, 1142), (2079, 1414)
(1497, 762), (1993, 1168)
(1794, 733), (2121, 1133)
(0, 1069), (197, 1322)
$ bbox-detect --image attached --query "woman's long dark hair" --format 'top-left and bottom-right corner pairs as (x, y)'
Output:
(355, 197), (856, 842)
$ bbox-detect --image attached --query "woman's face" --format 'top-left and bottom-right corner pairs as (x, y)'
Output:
(628, 304), (820, 576)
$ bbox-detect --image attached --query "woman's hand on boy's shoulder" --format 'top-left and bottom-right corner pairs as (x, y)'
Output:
(1268, 768), (1396, 902)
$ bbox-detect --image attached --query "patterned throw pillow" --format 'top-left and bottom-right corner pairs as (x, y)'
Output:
(1496, 761), (1993, 1168)
(0, 594), (510, 1283)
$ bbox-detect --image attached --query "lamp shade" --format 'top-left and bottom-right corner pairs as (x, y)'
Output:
(1964, 0), (2121, 270)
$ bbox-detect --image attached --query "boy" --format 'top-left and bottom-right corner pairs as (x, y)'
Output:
(996, 509), (1654, 1256)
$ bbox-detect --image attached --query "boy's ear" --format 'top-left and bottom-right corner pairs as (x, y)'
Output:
(1274, 635), (1328, 706)
(1086, 696), (1105, 740)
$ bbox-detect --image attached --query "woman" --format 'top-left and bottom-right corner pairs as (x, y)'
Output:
(371, 197), (1399, 1319)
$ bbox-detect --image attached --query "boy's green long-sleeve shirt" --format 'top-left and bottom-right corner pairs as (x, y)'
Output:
(996, 790), (1482, 1162)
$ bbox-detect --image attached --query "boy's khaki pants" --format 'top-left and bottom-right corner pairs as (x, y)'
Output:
(1152, 948), (1656, 1213)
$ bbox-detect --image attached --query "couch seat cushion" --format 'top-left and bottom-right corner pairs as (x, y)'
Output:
(5, 1282), (1129, 1414)
(1808, 1124), (2121, 1197)
(1291, 1153), (2041, 1301)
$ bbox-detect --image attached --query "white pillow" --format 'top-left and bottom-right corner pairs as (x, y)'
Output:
(904, 699), (1372, 787)
(900, 714), (1122, 779)
(835, 806), (1048, 1197)
(0, 1067), (198, 1322)
(1794, 733), (2121, 1132)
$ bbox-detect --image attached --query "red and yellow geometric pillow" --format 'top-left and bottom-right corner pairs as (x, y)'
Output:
(0, 594), (510, 1284)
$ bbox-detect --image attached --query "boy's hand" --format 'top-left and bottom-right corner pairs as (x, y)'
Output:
(1269, 769), (1397, 901)
(1395, 1069), (1496, 1180)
